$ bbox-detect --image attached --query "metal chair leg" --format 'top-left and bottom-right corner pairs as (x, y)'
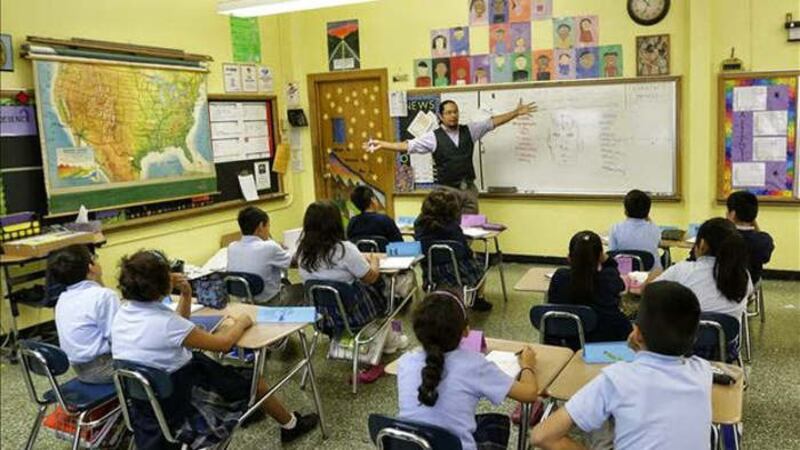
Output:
(72, 410), (89, 450)
(299, 330), (327, 439)
(25, 405), (47, 450)
(741, 312), (752, 363)
(758, 285), (765, 324)
(300, 330), (319, 390)
(351, 341), (360, 395)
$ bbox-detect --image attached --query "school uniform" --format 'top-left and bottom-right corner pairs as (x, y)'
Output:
(227, 235), (292, 302)
(346, 211), (404, 245)
(414, 218), (485, 288)
(736, 226), (774, 283)
(112, 300), (251, 449)
(564, 351), (712, 450)
(55, 280), (120, 384)
(608, 218), (663, 270)
(656, 256), (751, 321)
(397, 348), (512, 450)
(547, 258), (632, 344)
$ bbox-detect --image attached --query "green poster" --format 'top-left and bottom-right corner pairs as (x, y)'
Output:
(230, 16), (261, 63)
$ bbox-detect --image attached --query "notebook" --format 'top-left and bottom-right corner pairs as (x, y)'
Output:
(256, 306), (316, 324)
(583, 341), (636, 364)
(386, 241), (422, 257)
(189, 315), (225, 333)
(485, 351), (521, 378)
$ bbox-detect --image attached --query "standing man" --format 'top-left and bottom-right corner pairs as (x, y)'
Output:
(366, 99), (537, 213)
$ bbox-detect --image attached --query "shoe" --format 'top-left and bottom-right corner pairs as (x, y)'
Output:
(383, 331), (410, 355)
(471, 297), (493, 312)
(347, 364), (386, 384)
(280, 412), (320, 443)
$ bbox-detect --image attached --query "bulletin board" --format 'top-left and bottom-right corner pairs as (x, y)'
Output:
(717, 71), (800, 203)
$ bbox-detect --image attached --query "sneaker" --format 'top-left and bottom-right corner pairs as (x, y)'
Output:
(280, 412), (320, 443)
(347, 364), (386, 384)
(471, 297), (493, 312)
(383, 331), (410, 355)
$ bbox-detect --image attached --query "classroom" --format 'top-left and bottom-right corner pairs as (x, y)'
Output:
(1, 0), (798, 448)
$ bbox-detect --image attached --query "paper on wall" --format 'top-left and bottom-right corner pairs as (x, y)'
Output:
(238, 174), (260, 201)
(209, 102), (242, 122)
(752, 137), (787, 161)
(242, 103), (267, 120)
(212, 138), (241, 161)
(243, 120), (268, 137)
(753, 110), (788, 136)
(732, 162), (766, 187)
(733, 86), (767, 112)
(223, 64), (242, 93)
(389, 91), (408, 117)
(254, 161), (271, 190)
(258, 66), (274, 92)
(409, 153), (434, 183)
(211, 121), (243, 139)
(242, 136), (270, 158)
(241, 64), (258, 92)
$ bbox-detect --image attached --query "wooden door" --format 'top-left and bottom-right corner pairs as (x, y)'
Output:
(308, 69), (395, 216)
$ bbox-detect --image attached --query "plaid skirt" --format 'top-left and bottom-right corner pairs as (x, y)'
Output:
(474, 413), (511, 450)
(314, 280), (388, 338)
(425, 257), (486, 289)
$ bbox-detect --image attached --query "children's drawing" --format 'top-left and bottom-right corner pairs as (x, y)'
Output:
(599, 45), (623, 78)
(471, 55), (491, 84)
(510, 22), (531, 53)
(414, 59), (433, 87)
(553, 17), (575, 49)
(532, 0), (552, 20)
(450, 27), (470, 56)
(491, 53), (512, 83)
(509, 0), (531, 23)
(490, 24), (511, 54)
(576, 15), (598, 47)
(490, 0), (508, 24)
(575, 47), (599, 79)
(470, 0), (489, 26)
(533, 49), (554, 81)
(432, 58), (451, 87)
(554, 49), (576, 80)
(431, 29), (450, 58)
(450, 56), (472, 86)
(512, 53), (531, 82)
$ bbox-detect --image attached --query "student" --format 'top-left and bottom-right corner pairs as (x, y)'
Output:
(532, 281), (712, 450)
(49, 244), (119, 384)
(414, 189), (492, 311)
(547, 231), (632, 344)
(347, 185), (404, 245)
(111, 251), (318, 449)
(608, 189), (662, 270)
(398, 291), (539, 450)
(726, 190), (774, 283)
(227, 206), (292, 303)
(655, 218), (752, 321)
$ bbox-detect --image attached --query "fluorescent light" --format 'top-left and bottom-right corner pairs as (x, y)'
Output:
(218, 0), (377, 17)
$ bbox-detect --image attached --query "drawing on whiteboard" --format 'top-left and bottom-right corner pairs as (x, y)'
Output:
(548, 113), (581, 166)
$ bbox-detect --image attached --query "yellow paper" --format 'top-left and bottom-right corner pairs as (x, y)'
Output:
(272, 142), (290, 174)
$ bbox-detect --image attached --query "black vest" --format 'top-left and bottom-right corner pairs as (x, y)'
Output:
(433, 125), (476, 186)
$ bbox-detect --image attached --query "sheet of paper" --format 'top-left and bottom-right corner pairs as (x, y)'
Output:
(254, 161), (271, 190)
(282, 228), (302, 255)
(258, 66), (274, 92)
(409, 153), (434, 183)
(485, 351), (521, 378)
(202, 248), (228, 271)
(241, 64), (258, 92)
(209, 102), (242, 122)
(242, 103), (267, 120)
(379, 256), (419, 270)
(273, 142), (290, 174)
(238, 174), (259, 201)
(407, 111), (435, 138)
(389, 91), (408, 117)
(753, 110), (788, 136)
(753, 137), (787, 161)
(732, 162), (766, 187)
(256, 306), (316, 323)
(212, 138), (242, 162)
(462, 227), (491, 238)
(223, 64), (242, 93)
(243, 120), (268, 137)
(733, 86), (767, 112)
(211, 121), (242, 139)
(242, 136), (269, 158)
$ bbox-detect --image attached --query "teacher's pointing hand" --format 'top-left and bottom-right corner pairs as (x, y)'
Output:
(514, 99), (538, 118)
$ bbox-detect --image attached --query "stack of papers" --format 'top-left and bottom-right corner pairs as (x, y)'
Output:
(256, 306), (316, 323)
(485, 351), (521, 378)
(379, 256), (423, 270)
(462, 227), (490, 238)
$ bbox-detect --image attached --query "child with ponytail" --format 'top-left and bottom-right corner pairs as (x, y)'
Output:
(656, 217), (752, 321)
(547, 230), (632, 344)
(397, 291), (539, 450)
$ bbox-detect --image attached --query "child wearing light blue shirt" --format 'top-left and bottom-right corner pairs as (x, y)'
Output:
(608, 189), (662, 270)
(533, 281), (713, 450)
(50, 245), (119, 384)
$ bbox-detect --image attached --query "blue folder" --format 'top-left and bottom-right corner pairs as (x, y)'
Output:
(583, 341), (636, 364)
(256, 306), (317, 324)
(386, 241), (422, 257)
(190, 315), (224, 332)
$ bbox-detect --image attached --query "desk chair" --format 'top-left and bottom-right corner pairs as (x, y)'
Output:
(747, 281), (765, 324)
(529, 305), (598, 351)
(368, 414), (462, 450)
(606, 250), (654, 272)
(353, 236), (390, 253)
(19, 340), (121, 450)
(423, 240), (488, 307)
(305, 280), (408, 394)
(223, 271), (265, 305)
(695, 313), (744, 370)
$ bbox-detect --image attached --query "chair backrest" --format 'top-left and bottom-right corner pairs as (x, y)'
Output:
(305, 279), (360, 338)
(424, 241), (467, 288)
(18, 340), (70, 407)
(112, 360), (179, 443)
(368, 414), (462, 450)
(694, 312), (740, 363)
(353, 235), (390, 253)
(223, 271), (265, 302)
(607, 250), (655, 272)
(530, 304), (598, 351)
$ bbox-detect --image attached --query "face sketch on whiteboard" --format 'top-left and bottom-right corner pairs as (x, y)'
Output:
(548, 113), (581, 166)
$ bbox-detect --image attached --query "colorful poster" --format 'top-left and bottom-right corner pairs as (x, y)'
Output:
(414, 59), (433, 87)
(470, 0), (490, 25)
(327, 20), (360, 71)
(511, 53), (531, 82)
(509, 0), (532, 22)
(510, 23), (532, 53)
(230, 17), (261, 63)
(575, 47), (599, 79)
(450, 56), (472, 85)
(471, 55), (491, 84)
(599, 45), (623, 78)
(490, 0), (509, 24)
(533, 49), (554, 81)
(490, 24), (511, 54)
(450, 27), (470, 56)
(432, 58), (451, 87)
(636, 34), (670, 76)
(0, 106), (38, 136)
(553, 17), (576, 49)
(532, 0), (553, 20)
(431, 29), (450, 58)
(576, 15), (599, 47)
(490, 53), (512, 83)
(554, 49), (576, 80)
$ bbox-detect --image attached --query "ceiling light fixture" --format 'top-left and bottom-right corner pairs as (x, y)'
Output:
(218, 0), (378, 17)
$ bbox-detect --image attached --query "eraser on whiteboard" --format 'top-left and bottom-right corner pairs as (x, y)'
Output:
(487, 186), (518, 193)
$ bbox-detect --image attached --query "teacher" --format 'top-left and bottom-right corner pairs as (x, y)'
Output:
(367, 99), (537, 213)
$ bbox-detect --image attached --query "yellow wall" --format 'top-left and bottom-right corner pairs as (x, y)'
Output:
(1, 0), (798, 329)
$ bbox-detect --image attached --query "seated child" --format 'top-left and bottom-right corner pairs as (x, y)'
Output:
(111, 251), (317, 449)
(49, 244), (119, 384)
(347, 185), (404, 246)
(656, 218), (752, 322)
(608, 189), (662, 270)
(398, 290), (539, 450)
(414, 189), (491, 311)
(547, 231), (632, 345)
(726, 190), (774, 284)
(532, 281), (712, 450)
(227, 206), (293, 303)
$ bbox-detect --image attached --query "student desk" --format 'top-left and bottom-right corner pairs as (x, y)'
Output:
(194, 303), (328, 438)
(513, 267), (558, 293)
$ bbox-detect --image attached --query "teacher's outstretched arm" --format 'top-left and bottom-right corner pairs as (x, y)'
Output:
(491, 99), (538, 128)
(363, 139), (408, 153)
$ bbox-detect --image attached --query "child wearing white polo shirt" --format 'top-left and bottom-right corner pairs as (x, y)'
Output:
(50, 244), (119, 384)
(532, 281), (713, 450)
(111, 250), (318, 449)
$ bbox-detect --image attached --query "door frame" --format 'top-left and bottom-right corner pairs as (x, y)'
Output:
(307, 68), (393, 208)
